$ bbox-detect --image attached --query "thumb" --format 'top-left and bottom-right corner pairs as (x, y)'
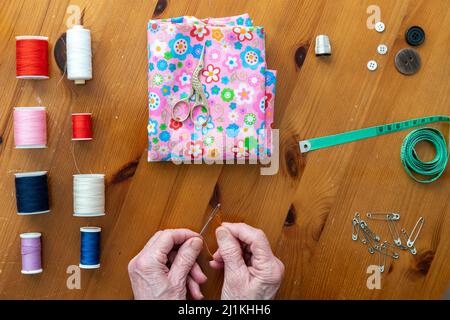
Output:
(216, 227), (246, 272)
(168, 237), (203, 284)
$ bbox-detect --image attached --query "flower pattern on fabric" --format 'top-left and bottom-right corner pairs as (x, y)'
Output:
(147, 15), (276, 162)
(221, 88), (235, 102)
(185, 141), (204, 159)
(179, 72), (191, 86)
(248, 74), (262, 87)
(190, 25), (210, 41)
(240, 46), (263, 70)
(195, 115), (214, 134)
(152, 40), (168, 57)
(224, 55), (240, 71)
(169, 34), (191, 60)
(236, 83), (254, 104)
(233, 27), (254, 41)
(207, 49), (222, 62)
(192, 44), (204, 59)
(152, 74), (164, 86)
(169, 118), (183, 130)
(149, 22), (160, 33)
(212, 28), (224, 41)
(226, 123), (240, 138)
(147, 118), (158, 135)
(202, 64), (221, 83)
(149, 92), (160, 110)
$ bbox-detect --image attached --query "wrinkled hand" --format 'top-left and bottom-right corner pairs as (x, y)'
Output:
(210, 223), (285, 300)
(128, 229), (207, 300)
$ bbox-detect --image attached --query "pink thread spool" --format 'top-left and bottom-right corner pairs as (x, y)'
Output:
(20, 232), (43, 274)
(14, 107), (47, 148)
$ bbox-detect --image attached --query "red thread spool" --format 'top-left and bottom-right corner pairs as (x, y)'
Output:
(72, 113), (93, 141)
(16, 36), (49, 79)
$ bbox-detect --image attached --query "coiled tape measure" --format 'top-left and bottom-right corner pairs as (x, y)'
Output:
(299, 115), (450, 183)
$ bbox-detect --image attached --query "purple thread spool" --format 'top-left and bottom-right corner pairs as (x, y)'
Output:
(20, 232), (43, 274)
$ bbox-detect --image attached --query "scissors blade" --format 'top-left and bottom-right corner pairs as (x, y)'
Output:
(198, 45), (206, 67)
(200, 203), (221, 236)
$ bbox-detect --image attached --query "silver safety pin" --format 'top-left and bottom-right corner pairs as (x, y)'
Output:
(380, 241), (399, 259)
(386, 216), (402, 246)
(359, 221), (380, 242)
(407, 217), (424, 248)
(359, 226), (375, 253)
(352, 218), (360, 241)
(401, 228), (417, 255)
(366, 212), (400, 221)
(377, 243), (387, 272)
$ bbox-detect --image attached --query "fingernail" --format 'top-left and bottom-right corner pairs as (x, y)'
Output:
(191, 237), (203, 250)
(216, 228), (228, 241)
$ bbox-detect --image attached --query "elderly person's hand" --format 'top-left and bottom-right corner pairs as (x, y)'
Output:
(210, 223), (285, 300)
(128, 229), (207, 300)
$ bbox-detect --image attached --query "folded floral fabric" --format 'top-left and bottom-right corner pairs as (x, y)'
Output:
(147, 14), (276, 162)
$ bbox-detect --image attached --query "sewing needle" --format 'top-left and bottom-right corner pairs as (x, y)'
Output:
(200, 203), (221, 236)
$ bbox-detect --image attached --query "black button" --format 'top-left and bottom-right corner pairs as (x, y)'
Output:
(405, 26), (425, 46)
(395, 48), (421, 75)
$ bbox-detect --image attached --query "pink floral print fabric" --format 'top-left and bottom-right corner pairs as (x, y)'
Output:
(147, 14), (276, 162)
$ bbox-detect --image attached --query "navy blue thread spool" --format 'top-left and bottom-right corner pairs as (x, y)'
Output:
(15, 171), (50, 215)
(80, 227), (101, 269)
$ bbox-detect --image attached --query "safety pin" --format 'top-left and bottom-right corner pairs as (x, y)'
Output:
(366, 212), (400, 221)
(401, 228), (417, 255)
(386, 216), (402, 246)
(360, 226), (380, 254)
(380, 241), (399, 259)
(359, 227), (375, 253)
(359, 221), (380, 243)
(377, 243), (387, 272)
(352, 218), (360, 241)
(375, 241), (399, 259)
(407, 217), (424, 248)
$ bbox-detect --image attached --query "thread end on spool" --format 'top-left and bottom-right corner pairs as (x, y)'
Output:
(79, 264), (100, 269)
(17, 210), (50, 216)
(74, 212), (105, 217)
(21, 268), (43, 275)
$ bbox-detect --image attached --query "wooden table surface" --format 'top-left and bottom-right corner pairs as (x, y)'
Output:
(0, 0), (449, 300)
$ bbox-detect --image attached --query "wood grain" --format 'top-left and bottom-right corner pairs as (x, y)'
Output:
(0, 0), (448, 299)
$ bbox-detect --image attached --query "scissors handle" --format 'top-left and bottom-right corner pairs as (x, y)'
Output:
(190, 103), (210, 127)
(171, 97), (191, 123)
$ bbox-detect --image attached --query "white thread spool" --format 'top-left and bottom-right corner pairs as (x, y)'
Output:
(73, 174), (105, 217)
(315, 35), (332, 56)
(67, 25), (92, 85)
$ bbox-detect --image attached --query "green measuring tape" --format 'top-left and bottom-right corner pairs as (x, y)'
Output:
(401, 127), (448, 183)
(299, 115), (450, 183)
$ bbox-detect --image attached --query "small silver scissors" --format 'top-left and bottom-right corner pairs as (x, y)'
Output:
(171, 45), (209, 126)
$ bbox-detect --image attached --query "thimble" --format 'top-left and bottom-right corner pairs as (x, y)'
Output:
(315, 35), (331, 56)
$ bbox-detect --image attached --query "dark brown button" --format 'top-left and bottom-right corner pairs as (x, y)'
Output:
(394, 48), (421, 75)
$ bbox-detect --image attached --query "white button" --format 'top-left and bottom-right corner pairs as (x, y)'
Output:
(367, 60), (378, 71)
(375, 21), (385, 32)
(377, 44), (388, 55)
